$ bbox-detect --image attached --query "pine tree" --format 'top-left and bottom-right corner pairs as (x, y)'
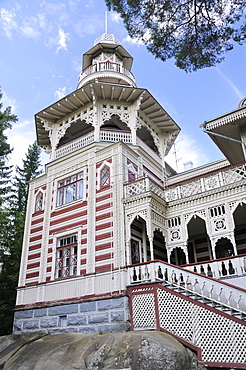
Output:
(105, 0), (246, 72)
(0, 90), (17, 204)
(0, 134), (42, 334)
(0, 90), (17, 335)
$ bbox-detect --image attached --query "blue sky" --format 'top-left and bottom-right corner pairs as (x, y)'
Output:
(0, 0), (245, 172)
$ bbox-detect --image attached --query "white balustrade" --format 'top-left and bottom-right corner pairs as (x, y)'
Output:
(79, 62), (136, 84)
(127, 260), (246, 313)
(55, 132), (95, 158)
(99, 130), (132, 143)
(182, 254), (246, 281)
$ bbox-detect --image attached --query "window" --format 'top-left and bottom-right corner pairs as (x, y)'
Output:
(55, 235), (77, 279)
(101, 166), (110, 187)
(128, 167), (136, 182)
(35, 192), (43, 212)
(57, 172), (83, 206)
(127, 163), (137, 182)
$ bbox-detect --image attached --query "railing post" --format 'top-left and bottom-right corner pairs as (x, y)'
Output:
(149, 262), (156, 282)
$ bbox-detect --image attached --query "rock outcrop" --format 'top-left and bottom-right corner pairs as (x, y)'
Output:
(0, 331), (206, 369)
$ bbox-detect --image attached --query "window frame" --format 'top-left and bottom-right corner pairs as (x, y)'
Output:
(56, 172), (84, 207)
(100, 165), (110, 188)
(55, 234), (78, 279)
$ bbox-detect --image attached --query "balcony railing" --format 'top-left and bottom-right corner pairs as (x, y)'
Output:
(123, 163), (246, 201)
(127, 260), (246, 313)
(55, 130), (160, 162)
(165, 163), (246, 201)
(124, 177), (164, 199)
(55, 131), (95, 158)
(181, 254), (246, 281)
(79, 61), (136, 84)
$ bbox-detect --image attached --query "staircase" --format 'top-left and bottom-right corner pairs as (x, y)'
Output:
(127, 261), (246, 368)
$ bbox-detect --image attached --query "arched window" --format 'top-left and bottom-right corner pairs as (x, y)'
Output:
(101, 166), (110, 187)
(35, 192), (43, 212)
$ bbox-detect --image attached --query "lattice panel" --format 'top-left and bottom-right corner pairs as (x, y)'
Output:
(125, 179), (147, 197)
(181, 180), (202, 197)
(158, 289), (194, 342)
(157, 288), (246, 363)
(132, 293), (156, 329)
(222, 164), (246, 184)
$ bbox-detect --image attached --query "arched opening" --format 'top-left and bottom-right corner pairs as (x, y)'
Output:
(57, 120), (93, 148)
(187, 216), (212, 263)
(130, 217), (150, 264)
(101, 114), (130, 132)
(153, 229), (168, 262)
(233, 203), (246, 255)
(170, 247), (186, 265)
(215, 237), (234, 259)
(137, 126), (159, 155)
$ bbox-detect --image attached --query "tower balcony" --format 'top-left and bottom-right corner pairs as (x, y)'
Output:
(54, 129), (160, 162)
(77, 61), (136, 88)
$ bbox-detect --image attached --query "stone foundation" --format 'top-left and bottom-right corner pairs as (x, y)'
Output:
(13, 296), (129, 334)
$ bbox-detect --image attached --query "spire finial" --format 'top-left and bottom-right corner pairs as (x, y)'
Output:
(105, 10), (108, 34)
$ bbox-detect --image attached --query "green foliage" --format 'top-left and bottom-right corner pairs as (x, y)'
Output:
(0, 90), (17, 204)
(0, 91), (42, 335)
(105, 0), (246, 72)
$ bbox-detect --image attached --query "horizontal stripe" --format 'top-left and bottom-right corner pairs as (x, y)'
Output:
(31, 217), (44, 225)
(95, 232), (113, 241)
(96, 212), (112, 221)
(29, 244), (41, 251)
(28, 252), (41, 260)
(26, 271), (39, 279)
(95, 222), (113, 231)
(29, 235), (42, 243)
(27, 262), (40, 269)
(96, 202), (112, 212)
(51, 202), (88, 217)
(95, 264), (112, 273)
(95, 253), (112, 262)
(95, 242), (112, 251)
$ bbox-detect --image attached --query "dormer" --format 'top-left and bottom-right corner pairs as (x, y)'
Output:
(77, 33), (136, 88)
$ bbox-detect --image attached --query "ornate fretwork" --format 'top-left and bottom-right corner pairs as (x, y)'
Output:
(101, 103), (130, 126)
(137, 115), (160, 153)
(222, 163), (246, 184)
(151, 210), (165, 231)
(214, 218), (226, 231)
(184, 210), (206, 225)
(205, 106), (246, 130)
(209, 204), (225, 218)
(126, 210), (148, 227)
(170, 229), (181, 241)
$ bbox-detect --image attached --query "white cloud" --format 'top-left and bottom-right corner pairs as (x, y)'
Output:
(216, 67), (243, 100)
(54, 87), (67, 100)
(0, 7), (18, 39)
(56, 27), (69, 52)
(85, 0), (94, 8)
(1, 90), (17, 112)
(40, 2), (66, 15)
(74, 14), (103, 36)
(123, 34), (144, 45)
(110, 12), (121, 23)
(165, 133), (209, 172)
(36, 12), (48, 30)
(20, 22), (40, 39)
(72, 58), (81, 73)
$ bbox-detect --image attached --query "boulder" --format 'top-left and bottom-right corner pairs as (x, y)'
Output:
(0, 331), (206, 369)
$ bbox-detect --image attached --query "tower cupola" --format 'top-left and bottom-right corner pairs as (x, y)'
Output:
(77, 33), (136, 88)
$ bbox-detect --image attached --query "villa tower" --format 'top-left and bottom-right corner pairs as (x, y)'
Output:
(14, 34), (246, 368)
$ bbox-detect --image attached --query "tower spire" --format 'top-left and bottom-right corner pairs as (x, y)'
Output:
(105, 10), (108, 34)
